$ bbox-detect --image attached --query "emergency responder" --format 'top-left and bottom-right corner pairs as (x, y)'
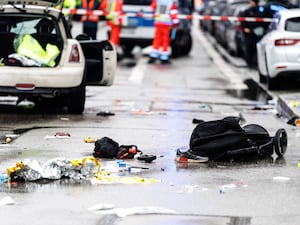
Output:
(101, 0), (124, 58)
(81, 0), (100, 40)
(240, 0), (263, 68)
(148, 0), (179, 64)
(63, 0), (77, 30)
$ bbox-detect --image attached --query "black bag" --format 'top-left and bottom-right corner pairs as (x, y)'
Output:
(93, 136), (119, 158)
(93, 137), (142, 159)
(189, 117), (274, 161)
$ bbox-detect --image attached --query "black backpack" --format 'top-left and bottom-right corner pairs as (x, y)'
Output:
(189, 117), (274, 161)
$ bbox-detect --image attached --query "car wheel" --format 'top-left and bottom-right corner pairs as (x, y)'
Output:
(259, 71), (266, 83)
(264, 53), (278, 90)
(122, 45), (134, 57)
(66, 83), (86, 114)
(266, 75), (279, 90)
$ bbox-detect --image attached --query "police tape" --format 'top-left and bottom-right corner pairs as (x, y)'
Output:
(62, 9), (274, 23)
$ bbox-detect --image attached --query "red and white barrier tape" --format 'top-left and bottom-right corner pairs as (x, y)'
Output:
(62, 9), (274, 23)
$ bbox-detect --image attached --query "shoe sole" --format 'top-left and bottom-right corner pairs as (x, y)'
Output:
(175, 156), (208, 163)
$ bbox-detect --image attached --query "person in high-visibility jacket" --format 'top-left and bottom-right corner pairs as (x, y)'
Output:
(148, 0), (179, 64)
(101, 0), (124, 54)
(81, 0), (100, 40)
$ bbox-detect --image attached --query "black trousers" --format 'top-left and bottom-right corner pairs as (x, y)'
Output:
(244, 33), (259, 68)
(83, 25), (97, 40)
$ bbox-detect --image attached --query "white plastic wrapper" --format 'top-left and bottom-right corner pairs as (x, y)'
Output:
(9, 157), (100, 181)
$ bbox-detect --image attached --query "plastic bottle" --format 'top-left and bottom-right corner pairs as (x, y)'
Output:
(116, 160), (131, 176)
(0, 174), (8, 184)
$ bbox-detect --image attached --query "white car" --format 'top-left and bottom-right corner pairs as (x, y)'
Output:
(257, 8), (300, 90)
(0, 0), (116, 114)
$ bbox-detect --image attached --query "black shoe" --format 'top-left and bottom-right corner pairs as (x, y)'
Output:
(148, 57), (157, 64)
(176, 148), (208, 163)
(160, 59), (171, 65)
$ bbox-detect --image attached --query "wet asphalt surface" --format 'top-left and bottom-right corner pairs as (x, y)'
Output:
(0, 21), (299, 225)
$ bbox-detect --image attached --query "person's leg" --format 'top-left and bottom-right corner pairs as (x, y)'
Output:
(109, 25), (121, 46)
(160, 26), (171, 64)
(91, 25), (97, 40)
(148, 25), (162, 63)
(244, 35), (253, 67)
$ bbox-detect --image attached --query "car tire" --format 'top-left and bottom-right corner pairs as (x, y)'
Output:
(266, 75), (279, 90)
(259, 71), (266, 83)
(122, 45), (134, 57)
(66, 83), (86, 114)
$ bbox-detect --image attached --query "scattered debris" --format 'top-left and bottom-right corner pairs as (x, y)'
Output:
(272, 176), (291, 181)
(0, 196), (14, 206)
(219, 181), (248, 194)
(137, 155), (157, 163)
(7, 157), (101, 181)
(84, 136), (96, 143)
(6, 157), (159, 185)
(287, 116), (300, 126)
(89, 206), (176, 217)
(88, 203), (115, 211)
(44, 132), (71, 139)
(60, 117), (70, 121)
(96, 111), (115, 116)
(55, 132), (71, 137)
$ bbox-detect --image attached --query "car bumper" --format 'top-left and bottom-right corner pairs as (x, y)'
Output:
(269, 62), (300, 79)
(0, 85), (80, 98)
(0, 64), (85, 88)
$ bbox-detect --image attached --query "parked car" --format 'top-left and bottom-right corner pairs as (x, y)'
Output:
(0, 0), (116, 114)
(120, 0), (192, 58)
(225, 2), (249, 56)
(199, 0), (216, 32)
(215, 0), (248, 49)
(206, 0), (226, 37)
(257, 8), (300, 90)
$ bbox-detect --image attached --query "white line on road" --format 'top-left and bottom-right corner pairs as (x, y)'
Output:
(128, 57), (148, 84)
(193, 20), (248, 90)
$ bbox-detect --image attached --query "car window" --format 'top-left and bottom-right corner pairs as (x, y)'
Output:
(285, 17), (300, 32)
(1, 16), (57, 35)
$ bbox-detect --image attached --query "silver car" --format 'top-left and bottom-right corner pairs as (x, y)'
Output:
(0, 0), (116, 113)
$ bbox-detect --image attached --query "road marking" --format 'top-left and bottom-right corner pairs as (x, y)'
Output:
(193, 20), (248, 90)
(128, 57), (147, 84)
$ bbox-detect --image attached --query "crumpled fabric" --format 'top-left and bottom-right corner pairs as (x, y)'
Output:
(7, 157), (101, 181)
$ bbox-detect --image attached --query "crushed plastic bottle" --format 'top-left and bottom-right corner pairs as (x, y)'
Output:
(0, 174), (8, 184)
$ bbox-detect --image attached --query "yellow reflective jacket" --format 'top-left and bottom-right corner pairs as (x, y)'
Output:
(16, 34), (60, 67)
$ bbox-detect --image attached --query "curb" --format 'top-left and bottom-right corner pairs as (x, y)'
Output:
(206, 32), (298, 122)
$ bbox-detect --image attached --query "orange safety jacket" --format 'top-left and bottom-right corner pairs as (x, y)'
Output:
(81, 0), (100, 23)
(101, 0), (123, 26)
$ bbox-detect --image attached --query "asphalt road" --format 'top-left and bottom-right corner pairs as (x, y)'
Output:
(0, 20), (299, 225)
